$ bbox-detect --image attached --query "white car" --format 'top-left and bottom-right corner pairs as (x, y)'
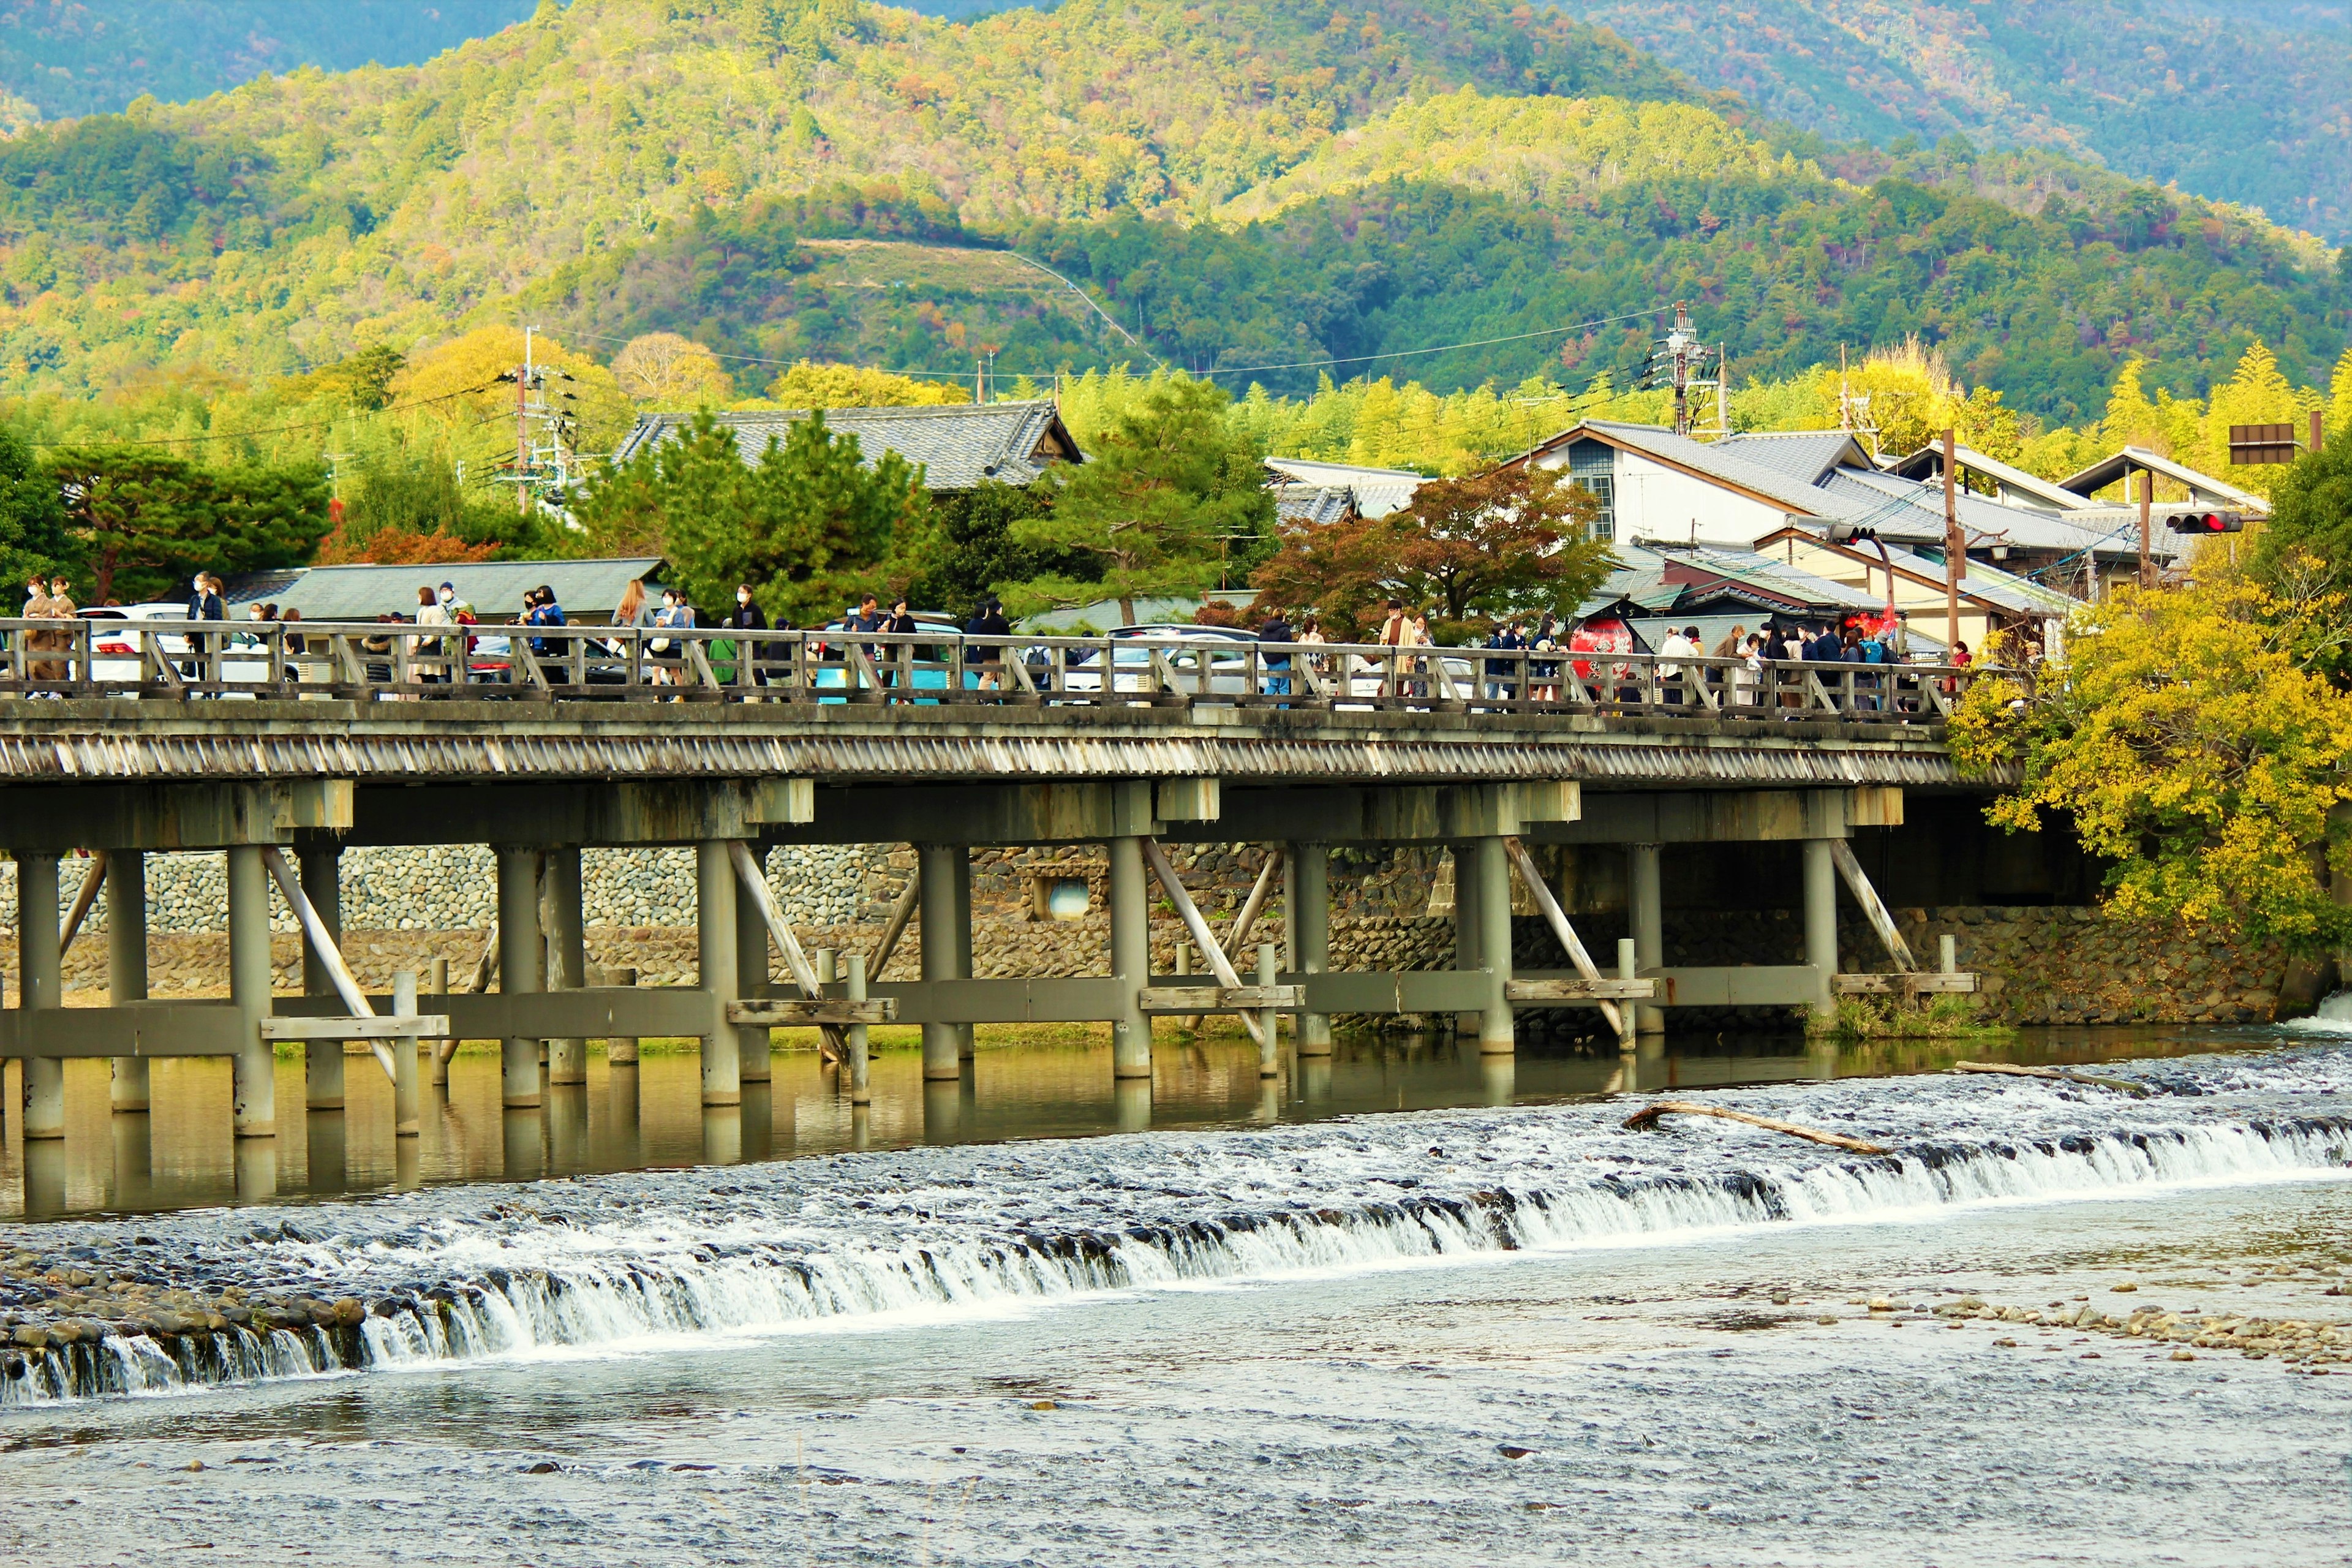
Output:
(78, 605), (272, 688)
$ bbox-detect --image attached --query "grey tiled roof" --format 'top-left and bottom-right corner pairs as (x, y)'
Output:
(613, 401), (1084, 491)
(1713, 430), (1873, 487)
(1271, 482), (1358, 527)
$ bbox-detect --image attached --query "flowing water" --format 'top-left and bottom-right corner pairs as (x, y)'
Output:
(1, 1027), (2349, 1565)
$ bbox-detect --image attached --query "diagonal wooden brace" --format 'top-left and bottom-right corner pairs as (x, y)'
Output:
(728, 839), (848, 1061)
(260, 846), (398, 1084)
(1140, 837), (1267, 1049)
(1502, 836), (1626, 1039)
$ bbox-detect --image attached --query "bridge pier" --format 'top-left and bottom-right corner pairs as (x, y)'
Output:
(697, 839), (742, 1106)
(1452, 841), (1483, 1038)
(1802, 837), (1839, 1020)
(1287, 840), (1332, 1057)
(17, 851), (61, 1140)
(496, 845), (543, 1109)
(107, 850), (149, 1112)
(1471, 835), (1515, 1055)
(227, 845), (274, 1138)
(734, 853), (772, 1084)
(546, 846), (588, 1087)
(298, 845), (345, 1110)
(1627, 843), (1665, 1036)
(918, 843), (966, 1082)
(1108, 835), (1153, 1079)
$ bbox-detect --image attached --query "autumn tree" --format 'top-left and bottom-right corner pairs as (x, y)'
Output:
(612, 331), (736, 405)
(576, 410), (926, 624)
(766, 361), (967, 408)
(1951, 556), (2352, 955)
(1250, 463), (1615, 641)
(1002, 374), (1268, 624)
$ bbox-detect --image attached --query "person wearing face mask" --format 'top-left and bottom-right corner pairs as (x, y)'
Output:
(727, 584), (769, 690)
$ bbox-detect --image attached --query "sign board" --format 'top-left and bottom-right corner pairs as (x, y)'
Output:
(2228, 423), (2299, 465)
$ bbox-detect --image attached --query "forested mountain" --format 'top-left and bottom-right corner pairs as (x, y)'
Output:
(0, 0), (2340, 426)
(0, 1), (537, 122)
(1545, 1), (2352, 243)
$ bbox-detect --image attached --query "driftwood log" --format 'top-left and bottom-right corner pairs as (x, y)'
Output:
(1621, 1100), (1890, 1154)
(1951, 1060), (2149, 1097)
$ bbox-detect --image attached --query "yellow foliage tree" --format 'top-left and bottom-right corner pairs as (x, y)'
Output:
(764, 361), (968, 408)
(1951, 557), (2352, 953)
(1803, 337), (2023, 463)
(611, 332), (734, 406)
(388, 326), (635, 454)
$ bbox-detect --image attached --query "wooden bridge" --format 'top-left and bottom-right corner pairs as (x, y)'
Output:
(0, 620), (1995, 1173)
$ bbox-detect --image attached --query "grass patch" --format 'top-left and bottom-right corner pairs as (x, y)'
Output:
(1808, 993), (2014, 1043)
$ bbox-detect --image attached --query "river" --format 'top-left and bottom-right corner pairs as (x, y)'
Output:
(1, 1025), (2346, 1565)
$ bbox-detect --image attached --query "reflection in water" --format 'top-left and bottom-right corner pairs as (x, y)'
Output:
(0, 1025), (2268, 1219)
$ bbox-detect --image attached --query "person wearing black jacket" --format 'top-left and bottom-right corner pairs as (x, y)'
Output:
(728, 585), (769, 688)
(1257, 608), (1294, 699)
(966, 596), (1011, 690)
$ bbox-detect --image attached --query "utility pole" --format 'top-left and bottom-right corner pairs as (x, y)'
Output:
(2137, 467), (2153, 589)
(1942, 428), (1962, 652)
(1667, 302), (1695, 436)
(517, 326), (533, 520)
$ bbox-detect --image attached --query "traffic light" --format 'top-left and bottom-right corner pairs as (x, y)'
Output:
(2165, 510), (2247, 534)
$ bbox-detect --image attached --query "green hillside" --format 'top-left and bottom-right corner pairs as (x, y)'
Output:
(0, 0), (2339, 425)
(1546, 1), (2352, 243)
(0, 1), (537, 121)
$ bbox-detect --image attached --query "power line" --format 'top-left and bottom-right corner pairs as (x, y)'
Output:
(559, 306), (1670, 389)
(26, 380), (506, 452)
(1196, 309), (1662, 380)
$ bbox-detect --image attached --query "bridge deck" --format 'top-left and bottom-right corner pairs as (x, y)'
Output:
(0, 696), (1983, 790)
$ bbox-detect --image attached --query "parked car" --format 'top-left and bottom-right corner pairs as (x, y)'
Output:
(77, 604), (272, 687)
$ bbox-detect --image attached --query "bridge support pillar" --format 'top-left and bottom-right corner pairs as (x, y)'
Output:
(952, 848), (975, 1063)
(298, 845), (345, 1109)
(496, 845), (543, 1108)
(1452, 843), (1482, 1037)
(1629, 842), (1665, 1036)
(1108, 835), (1153, 1079)
(1473, 835), (1515, 1055)
(108, 850), (149, 1112)
(1802, 837), (1838, 1020)
(734, 854), (772, 1084)
(918, 843), (967, 1081)
(698, 840), (742, 1106)
(227, 845), (274, 1137)
(15, 851), (62, 1140)
(545, 846), (587, 1086)
(1287, 840), (1332, 1056)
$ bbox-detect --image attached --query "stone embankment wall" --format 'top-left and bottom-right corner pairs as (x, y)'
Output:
(0, 843), (2293, 1026)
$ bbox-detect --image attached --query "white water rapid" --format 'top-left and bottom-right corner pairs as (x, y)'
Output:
(5, 1042), (2349, 1407)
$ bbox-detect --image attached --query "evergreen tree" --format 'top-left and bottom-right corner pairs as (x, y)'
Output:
(576, 410), (925, 625)
(1002, 376), (1271, 625)
(0, 426), (77, 592)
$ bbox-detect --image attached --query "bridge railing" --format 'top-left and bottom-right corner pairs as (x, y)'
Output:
(0, 618), (2012, 720)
